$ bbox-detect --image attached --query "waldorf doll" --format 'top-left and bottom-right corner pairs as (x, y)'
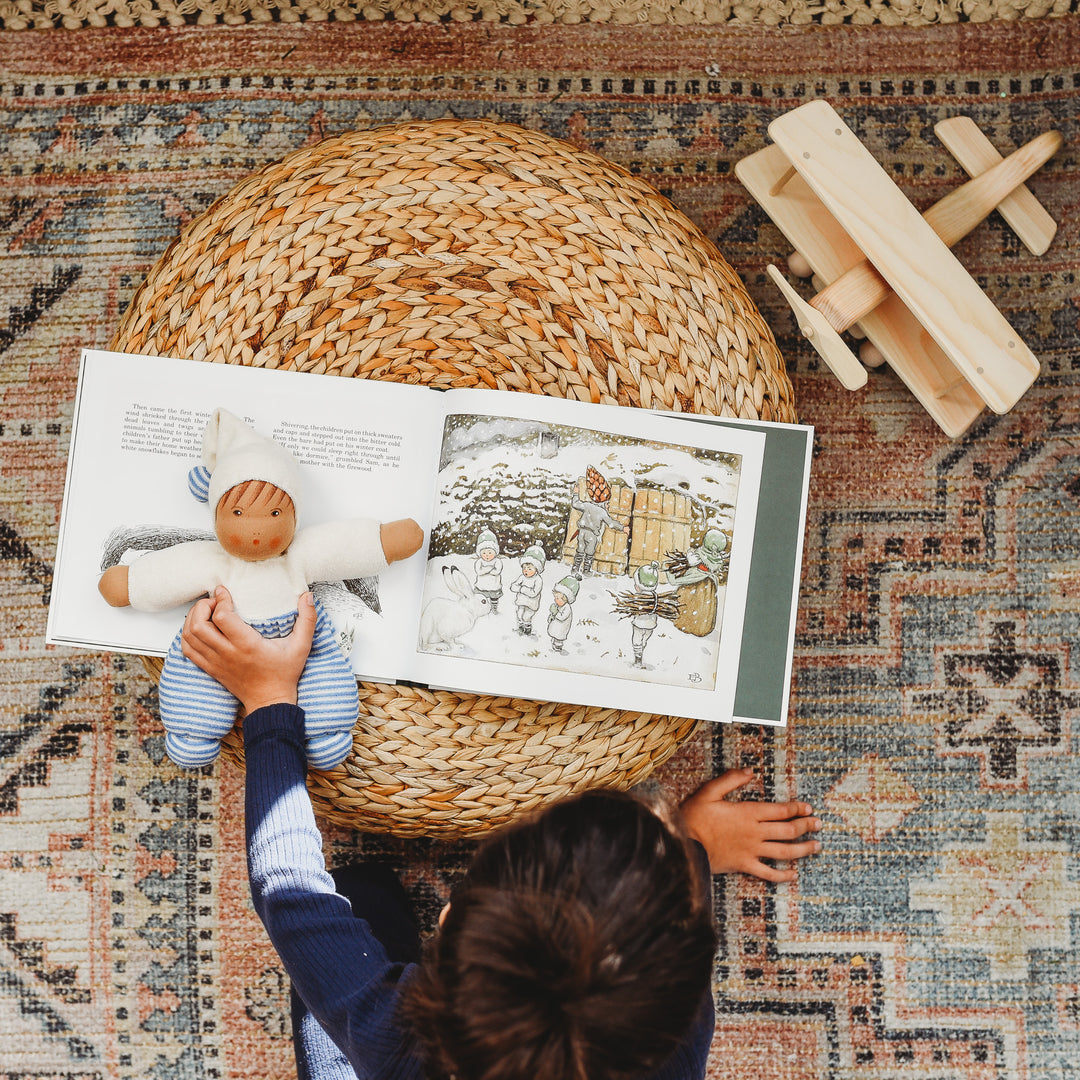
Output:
(98, 407), (423, 771)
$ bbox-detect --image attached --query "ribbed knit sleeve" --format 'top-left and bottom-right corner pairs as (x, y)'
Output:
(243, 704), (425, 1080)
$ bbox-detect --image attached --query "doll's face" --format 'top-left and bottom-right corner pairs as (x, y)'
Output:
(215, 481), (296, 561)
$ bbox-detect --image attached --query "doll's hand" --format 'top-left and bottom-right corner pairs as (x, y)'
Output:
(380, 518), (424, 563)
(99, 564), (131, 607)
(679, 769), (822, 882)
(180, 587), (316, 715)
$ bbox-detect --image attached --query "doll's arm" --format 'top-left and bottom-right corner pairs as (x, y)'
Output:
(293, 518), (423, 582)
(119, 541), (225, 612)
(380, 518), (424, 564)
(99, 564), (131, 607)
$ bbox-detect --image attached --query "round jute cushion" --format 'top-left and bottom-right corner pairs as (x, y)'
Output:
(113, 119), (795, 838)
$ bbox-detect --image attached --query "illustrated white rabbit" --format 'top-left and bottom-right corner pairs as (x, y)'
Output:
(419, 564), (492, 649)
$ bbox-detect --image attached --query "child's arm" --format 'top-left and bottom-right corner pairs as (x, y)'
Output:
(181, 590), (423, 1077)
(603, 507), (630, 533)
(679, 769), (822, 882)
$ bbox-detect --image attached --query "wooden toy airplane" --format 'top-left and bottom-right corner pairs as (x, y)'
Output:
(735, 100), (1062, 437)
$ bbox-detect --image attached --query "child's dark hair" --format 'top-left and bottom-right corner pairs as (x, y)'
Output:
(405, 788), (717, 1080)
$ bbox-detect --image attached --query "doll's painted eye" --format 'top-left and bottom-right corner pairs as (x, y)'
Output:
(271, 509), (280, 517)
(232, 508), (243, 516)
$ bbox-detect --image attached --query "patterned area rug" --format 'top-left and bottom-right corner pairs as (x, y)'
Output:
(2, 0), (1075, 32)
(1, 15), (1078, 1080)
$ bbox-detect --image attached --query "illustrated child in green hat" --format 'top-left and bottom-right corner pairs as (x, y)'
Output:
(547, 575), (579, 653)
(510, 544), (546, 635)
(473, 528), (504, 613)
(631, 560), (661, 668)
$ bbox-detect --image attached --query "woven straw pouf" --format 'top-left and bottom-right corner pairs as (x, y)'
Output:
(113, 119), (795, 839)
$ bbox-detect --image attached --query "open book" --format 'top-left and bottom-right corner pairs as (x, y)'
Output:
(47, 349), (812, 726)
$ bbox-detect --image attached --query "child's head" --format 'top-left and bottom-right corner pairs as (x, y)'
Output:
(635, 561), (660, 593)
(215, 480), (296, 561)
(553, 576), (578, 606)
(406, 788), (716, 1080)
(520, 545), (546, 578)
(475, 529), (500, 561)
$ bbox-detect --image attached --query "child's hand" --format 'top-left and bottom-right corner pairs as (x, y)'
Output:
(679, 769), (822, 882)
(180, 587), (316, 715)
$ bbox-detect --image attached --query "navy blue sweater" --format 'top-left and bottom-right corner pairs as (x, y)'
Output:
(244, 704), (715, 1079)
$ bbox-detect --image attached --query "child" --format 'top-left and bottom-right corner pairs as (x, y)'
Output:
(472, 528), (504, 612)
(509, 544), (546, 635)
(630, 560), (661, 667)
(569, 466), (629, 579)
(547, 574), (578, 652)
(180, 587), (822, 1080)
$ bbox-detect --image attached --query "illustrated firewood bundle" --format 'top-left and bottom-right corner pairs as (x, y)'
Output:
(610, 589), (681, 621)
(665, 548), (729, 579)
(663, 550), (724, 638)
(666, 550), (692, 578)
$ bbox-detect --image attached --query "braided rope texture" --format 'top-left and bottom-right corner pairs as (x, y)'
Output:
(120, 119), (794, 837)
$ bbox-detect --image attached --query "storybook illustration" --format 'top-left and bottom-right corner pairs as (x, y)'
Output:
(417, 413), (746, 692)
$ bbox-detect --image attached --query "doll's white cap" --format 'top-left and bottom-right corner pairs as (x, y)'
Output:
(201, 407), (302, 517)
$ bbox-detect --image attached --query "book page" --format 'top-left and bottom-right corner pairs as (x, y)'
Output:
(47, 350), (441, 683)
(669, 414), (813, 726)
(408, 389), (765, 725)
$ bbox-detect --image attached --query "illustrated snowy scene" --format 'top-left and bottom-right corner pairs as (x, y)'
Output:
(416, 412), (747, 692)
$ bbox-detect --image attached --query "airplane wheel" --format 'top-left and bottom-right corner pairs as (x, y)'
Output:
(787, 251), (813, 278)
(860, 342), (886, 367)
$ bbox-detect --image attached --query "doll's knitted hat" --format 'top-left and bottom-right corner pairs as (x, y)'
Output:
(188, 407), (302, 516)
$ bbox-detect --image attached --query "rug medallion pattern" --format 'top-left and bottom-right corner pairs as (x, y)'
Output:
(0, 18), (1077, 1080)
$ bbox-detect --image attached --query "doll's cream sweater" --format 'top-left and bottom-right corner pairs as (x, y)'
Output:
(126, 519), (389, 619)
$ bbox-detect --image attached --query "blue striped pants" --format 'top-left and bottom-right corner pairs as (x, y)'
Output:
(158, 599), (359, 770)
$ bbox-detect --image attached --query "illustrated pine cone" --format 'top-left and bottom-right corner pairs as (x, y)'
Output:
(586, 465), (610, 503)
